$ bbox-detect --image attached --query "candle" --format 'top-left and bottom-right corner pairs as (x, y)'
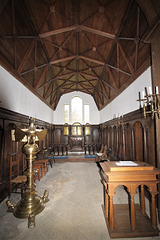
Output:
(148, 86), (152, 95)
(155, 86), (159, 94)
(141, 91), (145, 99)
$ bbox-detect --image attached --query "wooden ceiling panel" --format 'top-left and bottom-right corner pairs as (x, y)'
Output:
(0, 0), (158, 110)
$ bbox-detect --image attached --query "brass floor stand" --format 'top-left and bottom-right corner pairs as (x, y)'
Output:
(6, 119), (49, 228)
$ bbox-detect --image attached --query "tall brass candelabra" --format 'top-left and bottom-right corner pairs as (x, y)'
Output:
(7, 118), (49, 228)
(137, 86), (160, 119)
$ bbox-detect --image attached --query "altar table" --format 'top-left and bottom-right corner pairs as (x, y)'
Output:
(100, 161), (160, 238)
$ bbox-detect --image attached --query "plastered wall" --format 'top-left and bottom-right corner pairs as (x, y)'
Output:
(100, 67), (152, 123)
(0, 66), (54, 123)
(0, 66), (152, 124)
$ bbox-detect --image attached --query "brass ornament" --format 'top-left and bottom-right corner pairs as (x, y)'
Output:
(7, 118), (49, 227)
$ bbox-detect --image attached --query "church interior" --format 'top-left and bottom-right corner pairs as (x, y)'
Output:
(0, 0), (160, 239)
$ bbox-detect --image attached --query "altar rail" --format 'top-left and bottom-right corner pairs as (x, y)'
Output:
(84, 144), (101, 155)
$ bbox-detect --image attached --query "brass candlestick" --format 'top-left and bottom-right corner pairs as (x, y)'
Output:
(7, 118), (49, 227)
(137, 86), (160, 119)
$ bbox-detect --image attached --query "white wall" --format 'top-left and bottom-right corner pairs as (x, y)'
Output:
(54, 91), (100, 124)
(0, 65), (152, 125)
(100, 67), (152, 123)
(0, 66), (54, 123)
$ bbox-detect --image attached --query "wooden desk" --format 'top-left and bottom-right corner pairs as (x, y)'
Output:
(100, 161), (160, 238)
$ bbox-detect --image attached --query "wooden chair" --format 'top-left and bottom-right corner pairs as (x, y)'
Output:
(9, 152), (27, 197)
(96, 144), (104, 162)
(22, 154), (42, 181)
(101, 145), (108, 159)
(22, 153), (27, 173)
(33, 164), (43, 181)
(34, 159), (48, 176)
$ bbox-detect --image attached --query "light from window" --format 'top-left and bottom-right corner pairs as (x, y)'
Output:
(71, 97), (82, 123)
(85, 123), (91, 135)
(71, 122), (82, 136)
(84, 104), (89, 123)
(64, 123), (69, 135)
(64, 105), (69, 123)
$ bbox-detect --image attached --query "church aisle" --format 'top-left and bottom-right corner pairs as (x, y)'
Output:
(0, 162), (159, 240)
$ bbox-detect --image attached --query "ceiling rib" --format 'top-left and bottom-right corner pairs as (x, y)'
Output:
(0, 0), (154, 110)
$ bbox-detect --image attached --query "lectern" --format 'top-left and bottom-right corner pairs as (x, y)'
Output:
(100, 161), (160, 238)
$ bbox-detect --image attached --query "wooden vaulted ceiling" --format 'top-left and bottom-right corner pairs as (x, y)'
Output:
(0, 0), (159, 110)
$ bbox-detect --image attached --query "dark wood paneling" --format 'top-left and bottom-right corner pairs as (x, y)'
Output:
(0, 107), (53, 202)
(100, 108), (156, 165)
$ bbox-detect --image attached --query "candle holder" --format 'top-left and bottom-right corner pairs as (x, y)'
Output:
(137, 86), (160, 119)
(6, 118), (49, 228)
(113, 114), (124, 126)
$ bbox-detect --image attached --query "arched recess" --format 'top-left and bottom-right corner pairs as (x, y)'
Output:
(105, 127), (108, 146)
(113, 126), (117, 155)
(103, 127), (107, 144)
(93, 128), (99, 143)
(108, 126), (112, 150)
(114, 185), (130, 205)
(54, 128), (61, 144)
(134, 121), (144, 161)
(118, 125), (123, 159)
(125, 123), (132, 160)
(102, 127), (105, 144)
(136, 184), (152, 218)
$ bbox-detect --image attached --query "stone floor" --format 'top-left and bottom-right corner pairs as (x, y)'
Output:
(0, 162), (160, 240)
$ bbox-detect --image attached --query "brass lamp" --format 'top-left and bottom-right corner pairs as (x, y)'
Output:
(7, 118), (49, 228)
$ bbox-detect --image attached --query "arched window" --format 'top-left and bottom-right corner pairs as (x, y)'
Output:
(71, 122), (82, 136)
(85, 123), (91, 135)
(63, 123), (69, 136)
(71, 96), (82, 123)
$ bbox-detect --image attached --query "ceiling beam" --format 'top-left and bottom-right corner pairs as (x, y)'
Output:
(100, 81), (109, 99)
(35, 65), (48, 90)
(39, 24), (116, 40)
(118, 41), (134, 75)
(79, 55), (105, 65)
(39, 25), (77, 38)
(80, 25), (115, 39)
(106, 66), (119, 90)
(50, 55), (76, 65)
(79, 55), (131, 76)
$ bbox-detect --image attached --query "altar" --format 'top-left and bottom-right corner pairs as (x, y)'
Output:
(100, 161), (160, 238)
(70, 137), (84, 151)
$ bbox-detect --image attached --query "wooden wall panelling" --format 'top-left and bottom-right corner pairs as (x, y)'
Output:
(117, 125), (123, 159)
(106, 127), (108, 147)
(113, 126), (117, 156)
(151, 29), (160, 220)
(92, 127), (99, 143)
(124, 123), (132, 160)
(108, 126), (112, 150)
(0, 107), (54, 201)
(0, 121), (3, 182)
(100, 108), (156, 164)
(134, 121), (144, 162)
(54, 126), (62, 144)
(53, 124), (100, 150)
